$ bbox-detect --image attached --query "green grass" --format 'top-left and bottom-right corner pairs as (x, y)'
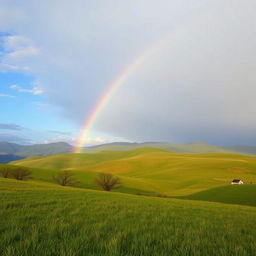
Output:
(181, 184), (256, 207)
(11, 149), (256, 196)
(1, 178), (256, 256)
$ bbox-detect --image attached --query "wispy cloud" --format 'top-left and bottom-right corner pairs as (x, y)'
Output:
(2, 35), (40, 59)
(42, 136), (107, 146)
(32, 101), (48, 106)
(48, 130), (71, 135)
(0, 63), (31, 72)
(0, 93), (16, 98)
(83, 137), (108, 145)
(10, 83), (43, 95)
(0, 35), (40, 72)
(0, 123), (22, 130)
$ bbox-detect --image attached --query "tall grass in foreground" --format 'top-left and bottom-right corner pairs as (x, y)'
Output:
(0, 178), (256, 256)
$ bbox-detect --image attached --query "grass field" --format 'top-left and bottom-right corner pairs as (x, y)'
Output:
(1, 178), (256, 256)
(182, 184), (256, 207)
(10, 148), (256, 196)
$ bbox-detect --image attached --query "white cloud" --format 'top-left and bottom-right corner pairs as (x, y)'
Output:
(32, 101), (48, 107)
(45, 136), (108, 146)
(10, 83), (44, 95)
(0, 93), (16, 98)
(0, 63), (31, 72)
(0, 35), (40, 71)
(3, 35), (40, 59)
(84, 137), (108, 145)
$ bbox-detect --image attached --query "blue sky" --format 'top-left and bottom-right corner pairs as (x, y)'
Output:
(0, 1), (256, 146)
(0, 71), (77, 144)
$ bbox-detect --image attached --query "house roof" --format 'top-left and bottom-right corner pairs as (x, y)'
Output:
(232, 179), (242, 182)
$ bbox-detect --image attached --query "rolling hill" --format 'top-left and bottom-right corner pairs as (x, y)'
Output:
(11, 148), (256, 196)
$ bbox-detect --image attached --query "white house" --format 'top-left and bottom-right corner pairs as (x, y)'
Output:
(231, 179), (244, 185)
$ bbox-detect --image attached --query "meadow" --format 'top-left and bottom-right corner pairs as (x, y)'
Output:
(1, 178), (256, 256)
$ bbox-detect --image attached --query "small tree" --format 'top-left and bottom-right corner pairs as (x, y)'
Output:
(11, 167), (32, 180)
(53, 171), (78, 186)
(95, 173), (120, 191)
(0, 167), (10, 178)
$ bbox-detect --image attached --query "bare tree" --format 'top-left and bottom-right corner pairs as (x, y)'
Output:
(95, 173), (120, 191)
(53, 171), (78, 186)
(11, 167), (32, 180)
(0, 168), (10, 178)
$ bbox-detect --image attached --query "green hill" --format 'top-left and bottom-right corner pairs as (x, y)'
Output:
(11, 148), (256, 196)
(1, 178), (256, 256)
(182, 184), (256, 206)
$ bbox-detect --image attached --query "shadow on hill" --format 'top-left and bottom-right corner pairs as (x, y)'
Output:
(0, 154), (26, 164)
(177, 185), (256, 207)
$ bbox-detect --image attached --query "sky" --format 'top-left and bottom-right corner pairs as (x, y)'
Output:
(0, 0), (256, 146)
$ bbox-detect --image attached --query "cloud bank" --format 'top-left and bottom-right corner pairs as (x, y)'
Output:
(0, 0), (256, 145)
(0, 123), (23, 130)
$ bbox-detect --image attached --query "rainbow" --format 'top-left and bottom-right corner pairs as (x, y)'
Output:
(74, 34), (172, 153)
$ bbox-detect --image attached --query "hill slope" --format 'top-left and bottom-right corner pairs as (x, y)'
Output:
(11, 148), (256, 196)
(1, 178), (256, 256)
(182, 184), (256, 206)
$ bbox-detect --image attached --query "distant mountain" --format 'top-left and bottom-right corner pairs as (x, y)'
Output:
(83, 142), (256, 155)
(0, 141), (73, 159)
(223, 145), (256, 155)
(1, 141), (256, 164)
(0, 142), (22, 154)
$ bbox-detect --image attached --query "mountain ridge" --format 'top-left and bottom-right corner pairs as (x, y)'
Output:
(0, 141), (72, 157)
(83, 141), (256, 155)
(1, 141), (256, 163)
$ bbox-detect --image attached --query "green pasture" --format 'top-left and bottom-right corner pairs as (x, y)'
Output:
(1, 178), (256, 256)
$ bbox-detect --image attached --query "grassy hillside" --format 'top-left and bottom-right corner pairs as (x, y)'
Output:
(1, 178), (256, 256)
(11, 148), (256, 196)
(182, 184), (256, 206)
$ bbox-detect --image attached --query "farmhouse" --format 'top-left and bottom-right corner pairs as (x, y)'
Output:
(231, 179), (244, 185)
